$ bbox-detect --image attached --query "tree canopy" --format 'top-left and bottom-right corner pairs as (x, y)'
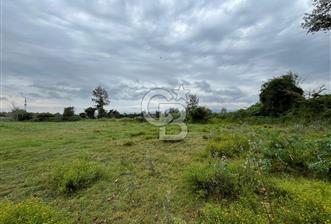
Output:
(92, 86), (110, 118)
(302, 0), (331, 33)
(260, 72), (304, 116)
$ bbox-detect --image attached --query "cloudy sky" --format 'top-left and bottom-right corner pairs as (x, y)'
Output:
(1, 0), (330, 113)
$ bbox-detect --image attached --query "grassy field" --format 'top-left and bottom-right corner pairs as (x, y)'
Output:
(0, 120), (330, 223)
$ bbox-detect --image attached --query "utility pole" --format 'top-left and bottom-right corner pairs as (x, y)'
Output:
(24, 97), (27, 111)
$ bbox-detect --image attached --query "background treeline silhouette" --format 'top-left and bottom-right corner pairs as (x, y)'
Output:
(1, 71), (330, 123)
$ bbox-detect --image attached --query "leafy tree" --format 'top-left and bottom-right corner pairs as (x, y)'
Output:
(63, 107), (75, 120)
(186, 94), (199, 113)
(260, 72), (304, 116)
(92, 86), (110, 118)
(85, 107), (96, 119)
(302, 0), (331, 33)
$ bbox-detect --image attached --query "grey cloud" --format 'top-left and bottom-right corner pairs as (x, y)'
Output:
(2, 0), (330, 112)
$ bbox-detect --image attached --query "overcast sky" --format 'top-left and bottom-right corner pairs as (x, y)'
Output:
(1, 0), (330, 113)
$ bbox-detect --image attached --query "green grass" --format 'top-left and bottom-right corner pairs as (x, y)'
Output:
(0, 120), (330, 223)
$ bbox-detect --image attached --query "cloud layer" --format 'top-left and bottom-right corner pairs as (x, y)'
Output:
(2, 0), (330, 112)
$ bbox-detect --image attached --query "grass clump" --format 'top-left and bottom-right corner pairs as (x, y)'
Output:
(206, 135), (249, 159)
(0, 198), (64, 224)
(50, 159), (105, 194)
(186, 162), (241, 200)
(199, 202), (268, 224)
(275, 196), (331, 224)
(199, 194), (331, 224)
(130, 131), (145, 137)
(123, 140), (134, 146)
(186, 161), (261, 200)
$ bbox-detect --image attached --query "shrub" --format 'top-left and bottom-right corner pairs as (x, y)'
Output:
(35, 113), (58, 121)
(289, 94), (331, 121)
(262, 135), (310, 172)
(189, 107), (212, 123)
(260, 72), (304, 116)
(262, 135), (331, 178)
(62, 107), (75, 121)
(50, 159), (105, 194)
(206, 135), (249, 158)
(11, 109), (33, 121)
(0, 198), (64, 224)
(186, 162), (241, 200)
(108, 109), (121, 118)
(79, 112), (87, 119)
(85, 107), (96, 119)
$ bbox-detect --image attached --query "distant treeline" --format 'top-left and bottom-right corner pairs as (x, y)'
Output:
(1, 72), (330, 123)
(0, 109), (143, 122)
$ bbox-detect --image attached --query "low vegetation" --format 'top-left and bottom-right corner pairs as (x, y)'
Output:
(187, 124), (331, 223)
(0, 198), (64, 224)
(50, 158), (105, 194)
(1, 120), (330, 223)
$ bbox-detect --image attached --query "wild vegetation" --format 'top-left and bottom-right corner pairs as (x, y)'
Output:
(0, 120), (330, 223)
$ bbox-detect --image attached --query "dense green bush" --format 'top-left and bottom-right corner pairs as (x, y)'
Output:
(260, 72), (304, 116)
(189, 107), (212, 123)
(262, 135), (331, 178)
(186, 162), (241, 200)
(0, 198), (64, 224)
(289, 94), (331, 121)
(50, 159), (105, 194)
(11, 109), (33, 121)
(34, 113), (63, 122)
(62, 107), (76, 121)
(85, 107), (96, 119)
(186, 161), (262, 200)
(35, 112), (54, 121)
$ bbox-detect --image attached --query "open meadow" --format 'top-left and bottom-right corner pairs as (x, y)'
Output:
(1, 120), (330, 223)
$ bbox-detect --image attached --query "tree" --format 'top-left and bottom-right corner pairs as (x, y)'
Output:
(63, 107), (75, 120)
(85, 107), (96, 119)
(92, 86), (110, 118)
(302, 0), (331, 33)
(260, 72), (304, 116)
(190, 106), (212, 123)
(186, 94), (199, 112)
